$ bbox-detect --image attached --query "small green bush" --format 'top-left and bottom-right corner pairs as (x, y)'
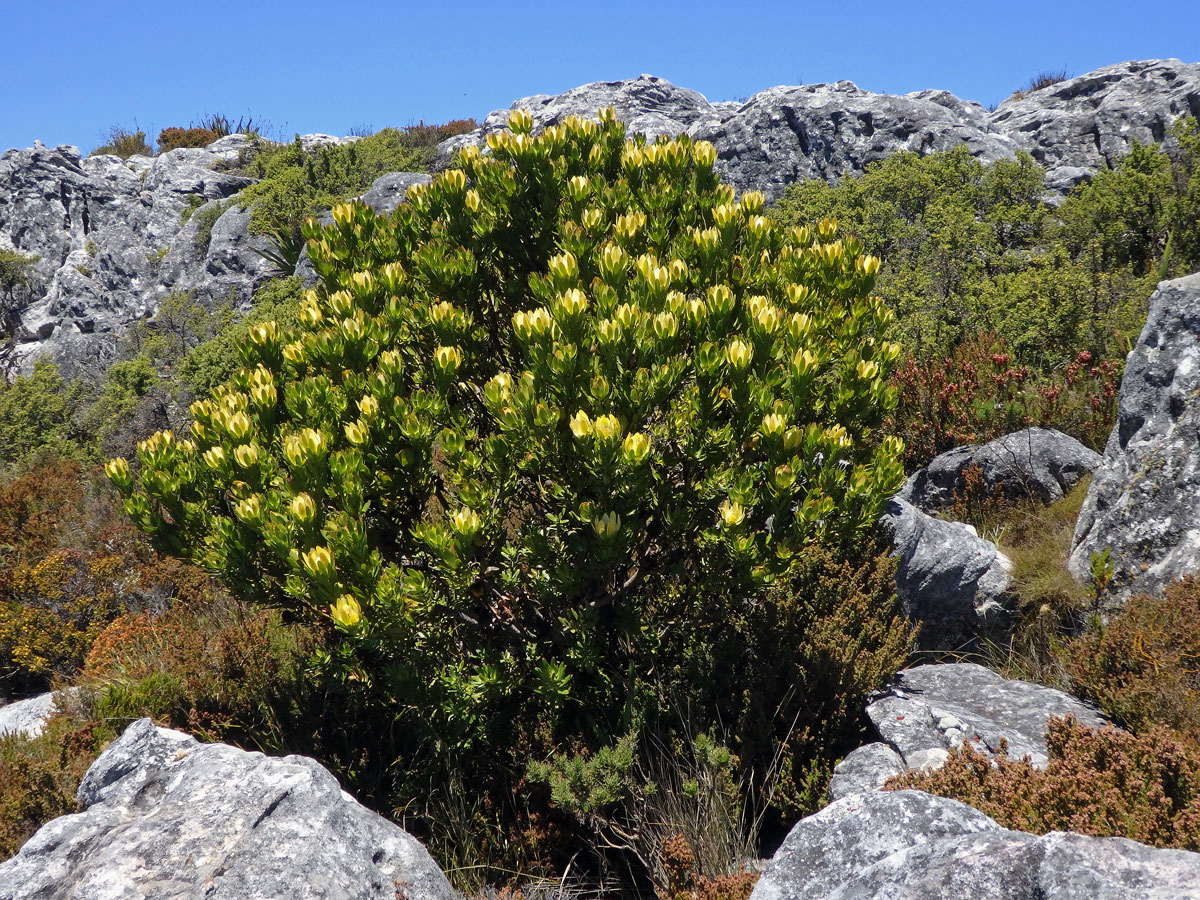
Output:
(887, 716), (1200, 851)
(0, 361), (91, 470)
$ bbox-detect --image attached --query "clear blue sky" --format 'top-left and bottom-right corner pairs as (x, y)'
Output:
(3, 0), (1198, 154)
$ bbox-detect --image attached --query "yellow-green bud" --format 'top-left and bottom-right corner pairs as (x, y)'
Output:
(289, 492), (317, 523)
(330, 594), (362, 628)
(621, 432), (651, 464)
(104, 457), (131, 488)
(591, 511), (621, 540)
(451, 507), (482, 536)
(725, 339), (753, 370)
(593, 413), (622, 443)
(435, 345), (464, 374)
(569, 410), (593, 439)
(302, 545), (336, 580)
(720, 499), (746, 528)
(233, 443), (260, 469)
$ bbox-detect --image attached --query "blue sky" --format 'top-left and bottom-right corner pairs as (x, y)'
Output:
(3, 0), (1198, 154)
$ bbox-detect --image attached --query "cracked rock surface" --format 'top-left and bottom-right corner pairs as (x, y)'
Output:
(0, 718), (454, 900)
(1070, 273), (1200, 605)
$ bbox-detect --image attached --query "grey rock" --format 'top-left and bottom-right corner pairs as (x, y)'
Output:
(436, 74), (725, 168)
(751, 790), (1006, 900)
(1070, 273), (1200, 604)
(0, 718), (454, 900)
(359, 171), (433, 216)
(751, 790), (1200, 900)
(0, 137), (260, 377)
(827, 743), (904, 800)
(0, 692), (57, 739)
(879, 497), (1015, 648)
(991, 59), (1200, 177)
(697, 82), (1018, 200)
(901, 427), (1103, 512)
(436, 59), (1200, 203)
(867, 663), (1108, 769)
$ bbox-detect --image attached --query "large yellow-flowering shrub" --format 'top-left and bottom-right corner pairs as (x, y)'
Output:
(108, 109), (908, 874)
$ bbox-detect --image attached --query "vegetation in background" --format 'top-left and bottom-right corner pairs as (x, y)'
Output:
(157, 114), (263, 153)
(771, 117), (1200, 469)
(111, 111), (910, 890)
(0, 714), (114, 860)
(230, 119), (476, 271)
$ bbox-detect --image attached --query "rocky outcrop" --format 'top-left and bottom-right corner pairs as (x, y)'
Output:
(901, 427), (1102, 512)
(752, 789), (1200, 900)
(437, 59), (1200, 200)
(829, 663), (1108, 799)
(1070, 273), (1200, 604)
(880, 497), (1014, 648)
(696, 83), (1016, 201)
(992, 59), (1200, 191)
(0, 136), (271, 376)
(0, 718), (454, 900)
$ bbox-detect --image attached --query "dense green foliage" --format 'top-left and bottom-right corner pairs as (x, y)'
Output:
(112, 110), (911, 885)
(771, 118), (1200, 468)
(230, 121), (476, 270)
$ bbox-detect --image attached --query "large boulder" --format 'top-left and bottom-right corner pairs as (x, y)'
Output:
(901, 427), (1102, 512)
(0, 718), (454, 900)
(1070, 273), (1200, 605)
(829, 663), (1108, 799)
(880, 497), (1014, 648)
(752, 789), (1200, 900)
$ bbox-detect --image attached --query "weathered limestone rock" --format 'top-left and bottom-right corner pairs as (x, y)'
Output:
(697, 82), (1017, 200)
(901, 427), (1102, 512)
(436, 59), (1200, 201)
(752, 790), (1200, 900)
(0, 718), (454, 900)
(879, 497), (1015, 648)
(866, 663), (1108, 769)
(1070, 273), (1200, 604)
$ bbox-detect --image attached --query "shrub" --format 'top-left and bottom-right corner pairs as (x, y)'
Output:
(887, 716), (1200, 850)
(0, 713), (113, 859)
(90, 126), (152, 159)
(113, 110), (907, 882)
(0, 361), (92, 469)
(157, 126), (220, 152)
(0, 247), (40, 319)
(0, 459), (223, 697)
(1066, 575), (1200, 737)
(83, 593), (319, 750)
